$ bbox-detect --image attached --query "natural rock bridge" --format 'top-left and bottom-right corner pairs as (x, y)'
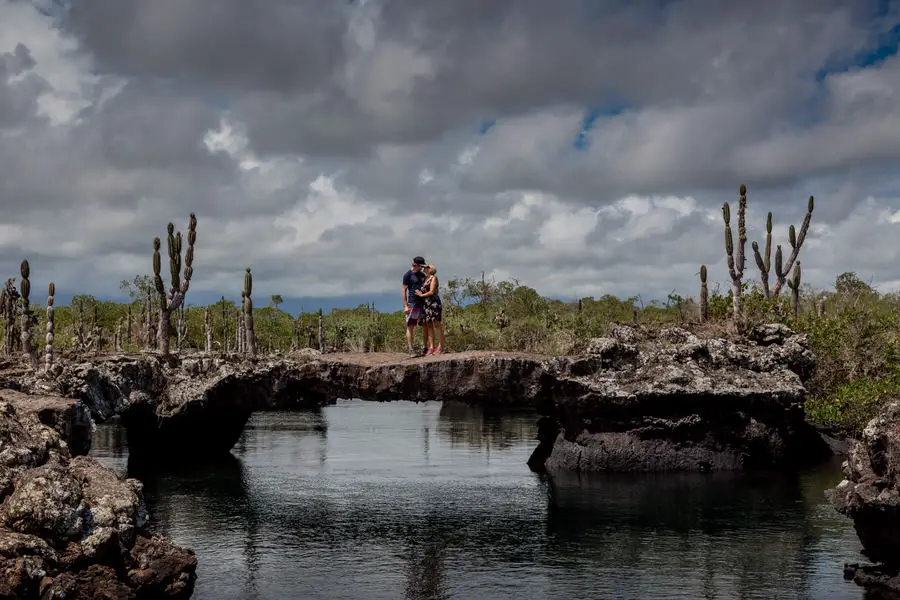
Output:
(22, 323), (833, 473)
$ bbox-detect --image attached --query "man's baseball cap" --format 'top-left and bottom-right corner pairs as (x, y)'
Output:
(412, 256), (426, 265)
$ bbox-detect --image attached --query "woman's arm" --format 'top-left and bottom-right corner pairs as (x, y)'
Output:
(417, 277), (437, 297)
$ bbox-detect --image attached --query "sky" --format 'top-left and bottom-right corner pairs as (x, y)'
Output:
(2, 0), (900, 314)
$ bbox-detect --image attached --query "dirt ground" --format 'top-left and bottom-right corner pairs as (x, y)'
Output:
(320, 349), (551, 367)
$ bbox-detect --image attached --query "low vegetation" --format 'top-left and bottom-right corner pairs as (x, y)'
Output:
(0, 185), (895, 436)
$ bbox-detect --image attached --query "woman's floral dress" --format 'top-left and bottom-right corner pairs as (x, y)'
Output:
(422, 276), (443, 323)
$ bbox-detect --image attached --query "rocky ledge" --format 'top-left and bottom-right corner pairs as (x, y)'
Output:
(826, 401), (900, 598)
(0, 398), (196, 599)
(529, 323), (829, 472)
(19, 323), (830, 473)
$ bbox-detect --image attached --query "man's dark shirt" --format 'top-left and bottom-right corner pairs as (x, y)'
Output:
(403, 269), (426, 306)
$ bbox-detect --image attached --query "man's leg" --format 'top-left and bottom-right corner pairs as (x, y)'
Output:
(406, 324), (416, 353)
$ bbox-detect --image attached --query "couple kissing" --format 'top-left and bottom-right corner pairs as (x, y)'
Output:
(402, 256), (446, 357)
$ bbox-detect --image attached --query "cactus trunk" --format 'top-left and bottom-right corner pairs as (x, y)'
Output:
(243, 268), (256, 358)
(237, 308), (244, 353)
(126, 304), (132, 346)
(45, 281), (55, 371)
(220, 296), (227, 353)
(788, 262), (802, 318)
(205, 307), (212, 352)
(699, 265), (708, 323)
(723, 185), (748, 319)
(19, 260), (38, 371)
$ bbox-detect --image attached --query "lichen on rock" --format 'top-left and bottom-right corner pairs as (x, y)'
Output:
(0, 400), (196, 599)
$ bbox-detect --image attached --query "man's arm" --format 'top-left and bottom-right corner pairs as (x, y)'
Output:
(402, 272), (410, 311)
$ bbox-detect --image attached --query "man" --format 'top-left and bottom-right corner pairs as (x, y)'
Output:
(402, 256), (427, 357)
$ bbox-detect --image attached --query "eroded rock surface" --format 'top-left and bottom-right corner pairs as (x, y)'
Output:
(22, 325), (828, 473)
(0, 400), (196, 599)
(827, 401), (900, 597)
(531, 323), (828, 472)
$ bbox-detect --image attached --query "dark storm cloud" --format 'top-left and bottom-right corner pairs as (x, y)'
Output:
(63, 0), (348, 92)
(74, 81), (230, 171)
(0, 43), (46, 126)
(61, 0), (894, 157)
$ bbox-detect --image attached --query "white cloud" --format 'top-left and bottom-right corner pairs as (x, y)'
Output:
(0, 0), (899, 308)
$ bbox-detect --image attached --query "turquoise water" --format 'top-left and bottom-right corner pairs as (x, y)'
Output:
(91, 400), (868, 600)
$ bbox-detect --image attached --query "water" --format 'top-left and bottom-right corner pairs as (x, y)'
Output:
(90, 400), (870, 600)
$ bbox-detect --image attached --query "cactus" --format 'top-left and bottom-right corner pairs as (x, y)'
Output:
(751, 212), (774, 299)
(126, 304), (132, 347)
(176, 306), (186, 351)
(0, 279), (19, 356)
(772, 196), (814, 298)
(76, 299), (85, 351)
(243, 268), (256, 357)
(115, 320), (122, 352)
(237, 294), (245, 353)
(45, 281), (55, 371)
(317, 309), (325, 352)
(152, 213), (197, 355)
(787, 262), (802, 317)
(699, 265), (709, 322)
(204, 307), (212, 352)
(19, 260), (38, 371)
(220, 296), (227, 353)
(722, 185), (748, 318)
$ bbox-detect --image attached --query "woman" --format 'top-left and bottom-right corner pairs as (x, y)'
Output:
(415, 264), (446, 355)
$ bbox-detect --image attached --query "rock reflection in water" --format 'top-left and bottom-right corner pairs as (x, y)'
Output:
(90, 400), (866, 600)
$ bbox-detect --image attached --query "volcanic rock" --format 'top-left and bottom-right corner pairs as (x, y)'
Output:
(827, 401), (900, 597)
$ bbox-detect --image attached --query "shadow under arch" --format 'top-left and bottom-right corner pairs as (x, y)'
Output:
(126, 452), (264, 599)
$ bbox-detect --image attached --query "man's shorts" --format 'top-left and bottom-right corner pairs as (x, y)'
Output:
(406, 305), (423, 326)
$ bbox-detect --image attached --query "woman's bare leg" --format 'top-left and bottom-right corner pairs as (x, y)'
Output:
(434, 322), (446, 351)
(423, 323), (433, 352)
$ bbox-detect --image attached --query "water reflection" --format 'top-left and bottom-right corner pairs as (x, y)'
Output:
(90, 401), (868, 600)
(437, 401), (535, 453)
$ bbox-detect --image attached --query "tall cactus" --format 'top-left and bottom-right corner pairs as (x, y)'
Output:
(751, 212), (774, 299)
(144, 290), (153, 348)
(76, 299), (85, 351)
(722, 185), (748, 318)
(243, 268), (256, 357)
(19, 260), (38, 371)
(0, 279), (19, 356)
(205, 307), (212, 352)
(152, 213), (197, 355)
(318, 309), (325, 352)
(126, 304), (132, 347)
(237, 294), (244, 353)
(220, 296), (228, 353)
(45, 281), (55, 371)
(787, 262), (802, 318)
(699, 265), (708, 322)
(772, 196), (814, 297)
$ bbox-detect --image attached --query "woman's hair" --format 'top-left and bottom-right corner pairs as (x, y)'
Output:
(426, 264), (437, 276)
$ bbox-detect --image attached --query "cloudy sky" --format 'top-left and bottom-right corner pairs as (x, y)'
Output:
(1, 0), (900, 312)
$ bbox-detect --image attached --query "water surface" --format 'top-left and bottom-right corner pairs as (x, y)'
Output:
(91, 400), (868, 600)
